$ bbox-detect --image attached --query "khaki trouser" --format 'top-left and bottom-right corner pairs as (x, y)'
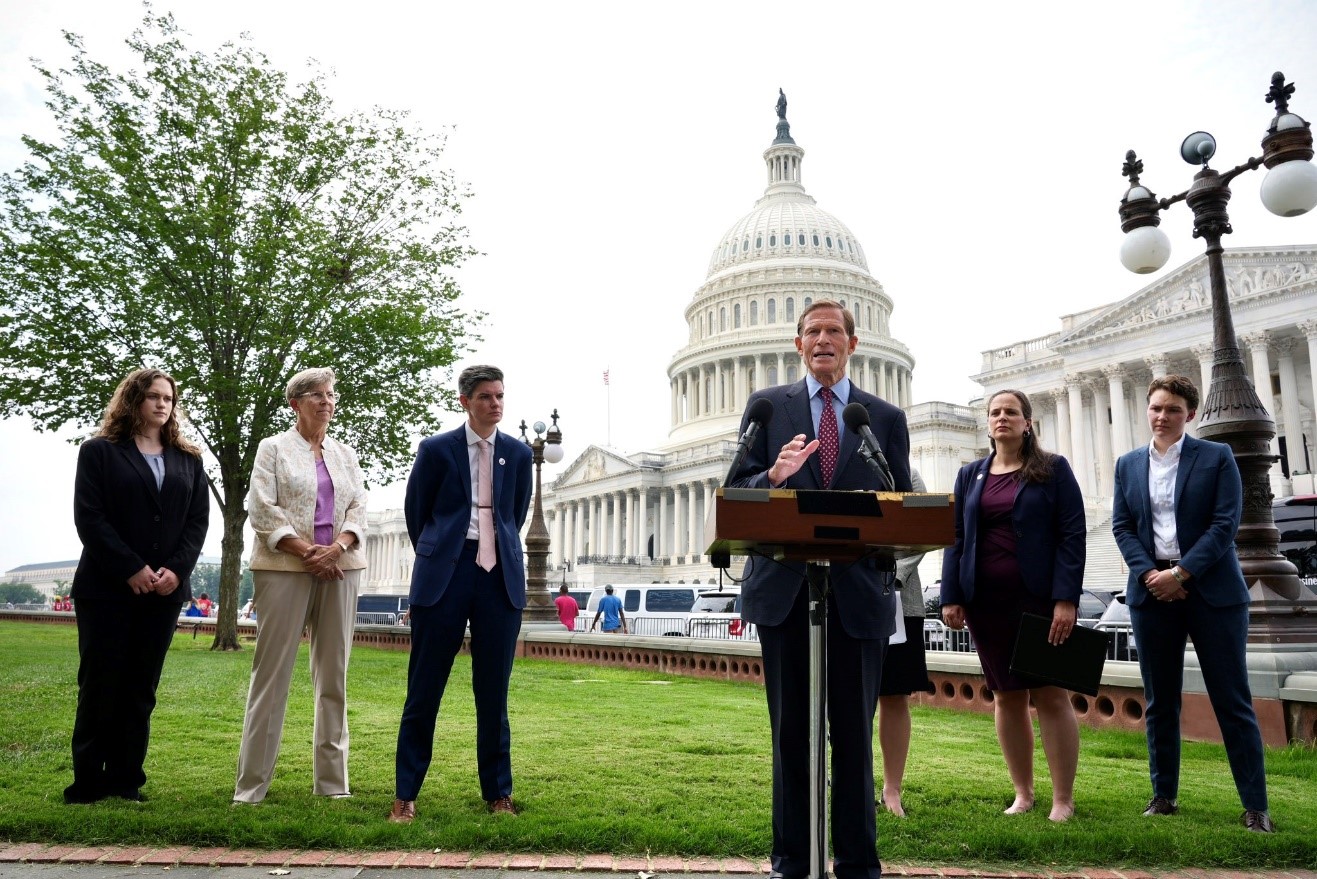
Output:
(233, 568), (360, 803)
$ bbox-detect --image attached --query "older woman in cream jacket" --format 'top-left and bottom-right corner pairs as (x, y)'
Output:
(234, 367), (367, 804)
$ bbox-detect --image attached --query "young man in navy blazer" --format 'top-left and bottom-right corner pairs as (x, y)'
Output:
(729, 300), (912, 879)
(389, 365), (533, 823)
(1112, 374), (1273, 833)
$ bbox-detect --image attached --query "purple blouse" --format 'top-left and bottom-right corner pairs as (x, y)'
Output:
(974, 470), (1024, 600)
(313, 458), (335, 547)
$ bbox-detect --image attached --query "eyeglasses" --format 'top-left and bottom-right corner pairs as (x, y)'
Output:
(298, 391), (339, 403)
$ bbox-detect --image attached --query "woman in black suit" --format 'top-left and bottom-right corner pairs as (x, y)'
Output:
(65, 368), (209, 804)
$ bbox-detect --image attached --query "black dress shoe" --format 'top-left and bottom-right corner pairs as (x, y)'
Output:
(1143, 796), (1178, 816)
(1242, 810), (1275, 833)
(108, 789), (146, 802)
(62, 784), (106, 805)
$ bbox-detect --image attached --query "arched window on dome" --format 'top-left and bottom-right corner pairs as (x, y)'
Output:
(786, 297), (796, 323)
(734, 303), (742, 328)
(767, 299), (777, 324)
(768, 365), (778, 386)
(812, 234), (820, 246)
(742, 239), (749, 252)
(798, 233), (806, 246)
(719, 307), (726, 332)
(826, 236), (833, 249)
(787, 365), (798, 383)
(708, 310), (714, 338)
(755, 235), (763, 249)
(839, 299), (846, 311)
(749, 301), (759, 326)
(784, 232), (793, 247)
(866, 304), (873, 331)
(804, 296), (813, 308)
(769, 233), (777, 247)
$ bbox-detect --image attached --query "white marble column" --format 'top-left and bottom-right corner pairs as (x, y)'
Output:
(1065, 376), (1090, 494)
(671, 380), (679, 428)
(1104, 366), (1130, 458)
(775, 352), (785, 386)
(686, 482), (701, 562)
(1276, 338), (1306, 478)
(610, 492), (623, 556)
(1242, 331), (1285, 490)
(701, 480), (715, 559)
(1050, 389), (1072, 462)
(673, 485), (687, 557)
(1092, 380), (1114, 495)
(732, 357), (743, 414)
(573, 500), (585, 561)
(658, 488), (669, 559)
(624, 489), (637, 557)
(1192, 343), (1214, 403)
(1301, 320), (1317, 436)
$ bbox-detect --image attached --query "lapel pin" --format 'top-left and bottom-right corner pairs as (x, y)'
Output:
(977, 473), (984, 480)
(498, 457), (506, 466)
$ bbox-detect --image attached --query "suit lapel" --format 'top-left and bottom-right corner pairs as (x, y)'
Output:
(491, 432), (508, 509)
(966, 455), (990, 516)
(1129, 448), (1154, 544)
(448, 429), (473, 505)
(784, 380), (823, 488)
(835, 385), (862, 487)
(116, 439), (163, 508)
(1174, 435), (1200, 508)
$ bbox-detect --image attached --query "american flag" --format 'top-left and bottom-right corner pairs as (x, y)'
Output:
(602, 369), (610, 386)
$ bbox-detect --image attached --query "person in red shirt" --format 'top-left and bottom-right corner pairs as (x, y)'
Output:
(554, 584), (579, 631)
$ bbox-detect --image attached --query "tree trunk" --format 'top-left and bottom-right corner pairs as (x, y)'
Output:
(210, 502), (249, 651)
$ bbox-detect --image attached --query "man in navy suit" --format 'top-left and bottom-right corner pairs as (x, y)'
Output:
(1112, 374), (1273, 833)
(730, 300), (912, 879)
(389, 365), (533, 823)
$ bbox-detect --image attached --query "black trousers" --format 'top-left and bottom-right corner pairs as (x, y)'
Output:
(67, 597), (180, 800)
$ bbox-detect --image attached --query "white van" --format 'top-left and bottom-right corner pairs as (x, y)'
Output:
(582, 584), (699, 636)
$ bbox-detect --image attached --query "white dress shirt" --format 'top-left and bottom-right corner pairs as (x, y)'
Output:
(1148, 435), (1185, 561)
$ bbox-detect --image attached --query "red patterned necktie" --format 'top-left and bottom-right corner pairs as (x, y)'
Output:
(818, 386), (839, 486)
(476, 439), (496, 571)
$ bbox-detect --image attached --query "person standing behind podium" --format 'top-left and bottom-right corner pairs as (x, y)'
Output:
(390, 365), (533, 824)
(729, 299), (911, 879)
(1111, 375), (1273, 833)
(940, 389), (1085, 822)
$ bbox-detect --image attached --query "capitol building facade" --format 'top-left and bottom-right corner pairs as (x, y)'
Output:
(360, 102), (1317, 596)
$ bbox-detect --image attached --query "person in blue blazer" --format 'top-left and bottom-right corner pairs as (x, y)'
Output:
(940, 389), (1085, 823)
(1112, 374), (1273, 833)
(66, 368), (209, 804)
(389, 365), (533, 824)
(730, 300), (911, 879)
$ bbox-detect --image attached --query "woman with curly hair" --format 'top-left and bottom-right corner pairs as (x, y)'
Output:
(65, 368), (209, 804)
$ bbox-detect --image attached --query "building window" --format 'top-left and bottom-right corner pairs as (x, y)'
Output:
(786, 297), (795, 322)
(826, 236), (833, 248)
(767, 299), (777, 323)
(755, 235), (763, 249)
(798, 233), (806, 245)
(768, 366), (778, 385)
(749, 301), (759, 326)
(812, 234), (820, 246)
(787, 365), (798, 382)
(769, 233), (777, 246)
(719, 307), (726, 332)
(742, 239), (749, 252)
(804, 296), (812, 308)
(734, 303), (742, 328)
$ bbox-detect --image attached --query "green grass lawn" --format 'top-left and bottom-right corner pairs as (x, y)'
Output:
(0, 619), (1312, 869)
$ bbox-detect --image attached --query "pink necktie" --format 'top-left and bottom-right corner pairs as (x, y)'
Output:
(477, 439), (496, 571)
(818, 386), (838, 486)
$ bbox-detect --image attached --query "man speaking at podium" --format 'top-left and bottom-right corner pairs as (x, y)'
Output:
(728, 299), (911, 879)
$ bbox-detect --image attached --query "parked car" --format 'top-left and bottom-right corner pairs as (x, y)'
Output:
(1094, 592), (1137, 661)
(1275, 494), (1317, 585)
(584, 584), (699, 637)
(1076, 589), (1116, 627)
(686, 587), (754, 640)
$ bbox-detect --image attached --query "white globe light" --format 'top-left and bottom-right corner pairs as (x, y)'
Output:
(1120, 225), (1172, 274)
(543, 442), (565, 464)
(1260, 159), (1317, 217)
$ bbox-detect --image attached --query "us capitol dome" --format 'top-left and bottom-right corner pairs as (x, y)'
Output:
(666, 91), (915, 444)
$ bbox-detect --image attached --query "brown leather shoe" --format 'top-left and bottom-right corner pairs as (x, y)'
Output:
(1242, 809), (1275, 833)
(388, 798), (416, 824)
(487, 795), (518, 815)
(1142, 796), (1178, 816)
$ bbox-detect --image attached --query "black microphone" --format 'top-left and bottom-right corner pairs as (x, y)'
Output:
(724, 397), (775, 487)
(842, 402), (894, 491)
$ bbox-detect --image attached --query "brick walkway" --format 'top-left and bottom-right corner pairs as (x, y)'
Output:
(2, 844), (1316, 878)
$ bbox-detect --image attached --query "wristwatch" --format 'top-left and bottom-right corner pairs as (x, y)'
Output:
(1170, 565), (1186, 584)
(335, 540), (350, 555)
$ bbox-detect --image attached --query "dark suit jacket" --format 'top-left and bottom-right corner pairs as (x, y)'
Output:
(1112, 434), (1248, 608)
(730, 378), (912, 639)
(404, 425), (533, 608)
(71, 437), (210, 603)
(939, 453), (1086, 607)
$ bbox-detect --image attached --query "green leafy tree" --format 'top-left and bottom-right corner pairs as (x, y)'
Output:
(0, 583), (45, 605)
(0, 13), (479, 649)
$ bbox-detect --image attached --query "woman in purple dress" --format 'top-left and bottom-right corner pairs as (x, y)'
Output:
(940, 389), (1086, 822)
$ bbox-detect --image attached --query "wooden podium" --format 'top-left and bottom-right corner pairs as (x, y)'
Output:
(705, 487), (955, 879)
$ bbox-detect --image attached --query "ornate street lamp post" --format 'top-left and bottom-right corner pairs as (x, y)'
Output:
(1117, 72), (1317, 620)
(520, 411), (564, 622)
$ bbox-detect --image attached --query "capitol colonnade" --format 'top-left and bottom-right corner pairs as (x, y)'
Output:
(974, 246), (1317, 501)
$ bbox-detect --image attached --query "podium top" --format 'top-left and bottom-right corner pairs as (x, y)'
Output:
(704, 487), (955, 562)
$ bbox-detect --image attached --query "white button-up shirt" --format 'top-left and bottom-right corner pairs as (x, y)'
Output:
(1148, 435), (1185, 561)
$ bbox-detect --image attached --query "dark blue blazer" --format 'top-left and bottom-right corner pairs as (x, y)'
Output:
(730, 378), (912, 639)
(71, 437), (209, 604)
(940, 453), (1086, 607)
(404, 425), (533, 608)
(1112, 434), (1248, 609)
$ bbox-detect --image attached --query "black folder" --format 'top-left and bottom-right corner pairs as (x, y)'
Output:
(1008, 613), (1109, 697)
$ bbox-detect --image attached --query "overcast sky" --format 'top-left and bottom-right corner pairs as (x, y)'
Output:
(3, 0), (1317, 575)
